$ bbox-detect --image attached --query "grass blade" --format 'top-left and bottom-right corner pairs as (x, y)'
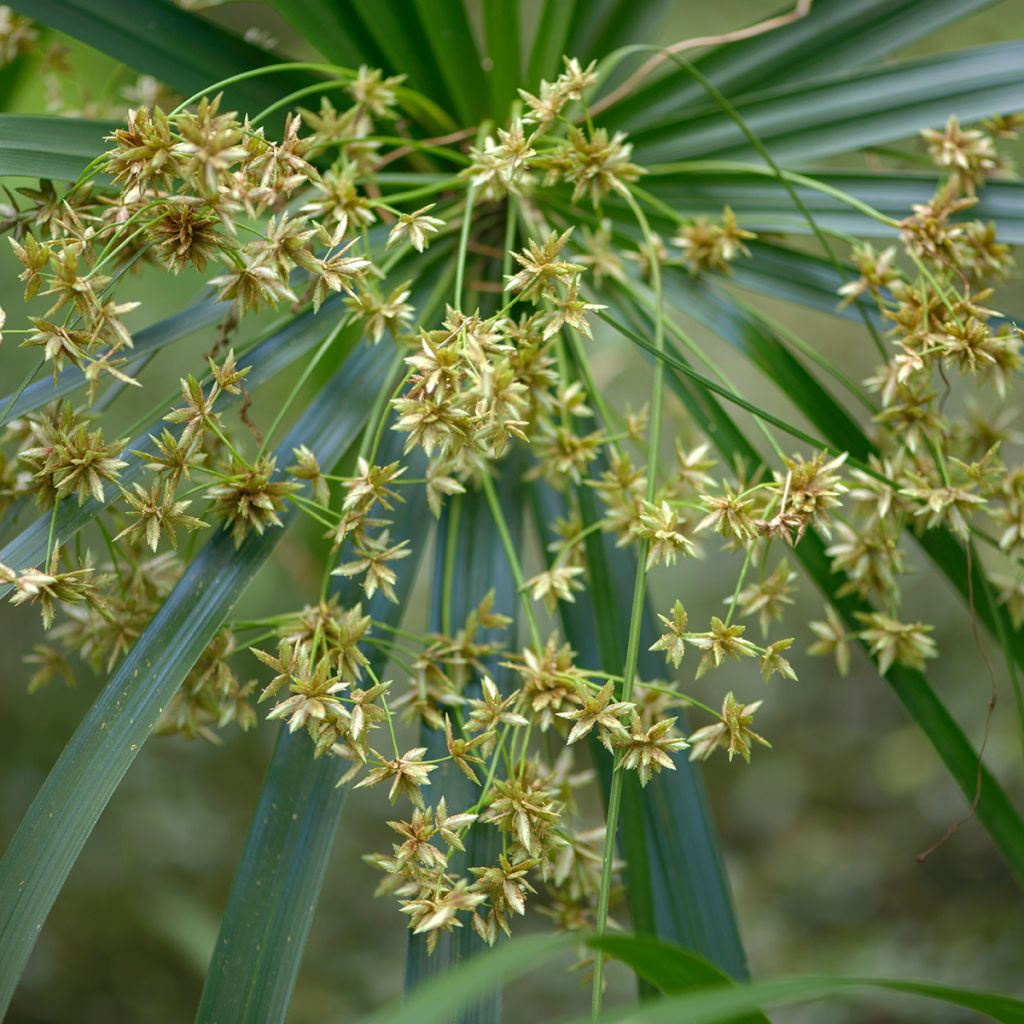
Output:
(376, 936), (570, 1024)
(367, 933), (1024, 1024)
(265, 0), (385, 69)
(592, 935), (766, 1023)
(526, 0), (577, 88)
(532, 477), (748, 981)
(482, 0), (521, 119)
(0, 341), (390, 1015)
(0, 114), (116, 179)
(404, 454), (525, 1021)
(630, 41), (1024, 164)
(644, 167), (1024, 245)
(346, 0), (458, 119)
(20, 0), (317, 117)
(602, 0), (999, 132)
(411, 0), (489, 126)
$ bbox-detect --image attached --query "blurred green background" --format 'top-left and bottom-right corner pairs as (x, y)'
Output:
(1, 2), (1022, 1021)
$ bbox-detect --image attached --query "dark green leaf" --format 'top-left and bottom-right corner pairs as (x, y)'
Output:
(373, 935), (571, 1024)
(591, 935), (768, 1023)
(197, 433), (431, 1024)
(15, 0), (317, 118)
(265, 0), (384, 69)
(526, 0), (577, 88)
(412, 0), (489, 125)
(631, 41), (1024, 164)
(603, 0), (999, 132)
(0, 114), (116, 179)
(644, 167), (1024, 244)
(346, 0), (457, 119)
(483, 0), (521, 118)
(404, 452), (526, 1022)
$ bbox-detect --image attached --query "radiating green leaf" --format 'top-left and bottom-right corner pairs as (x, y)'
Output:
(346, 0), (456, 119)
(196, 434), (431, 1024)
(592, 935), (766, 1022)
(367, 933), (1024, 1024)
(567, 0), (672, 73)
(603, 0), (1000, 132)
(265, 0), (384, 70)
(412, 0), (489, 126)
(482, 0), (521, 118)
(644, 167), (1024, 244)
(404, 453), (525, 1022)
(16, 0), (317, 117)
(374, 935), (571, 1024)
(0, 341), (391, 1015)
(526, 0), (578, 88)
(583, 964), (1024, 1023)
(663, 273), (871, 459)
(533, 480), (748, 981)
(631, 41), (1024, 164)
(0, 114), (116, 179)
(731, 241), (882, 324)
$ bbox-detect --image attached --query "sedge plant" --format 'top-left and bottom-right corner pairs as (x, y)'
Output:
(0, 1), (1023, 1021)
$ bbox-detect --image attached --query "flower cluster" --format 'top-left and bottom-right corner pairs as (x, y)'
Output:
(1, 20), (1022, 965)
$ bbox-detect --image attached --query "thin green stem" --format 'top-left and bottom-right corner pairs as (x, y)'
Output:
(454, 187), (478, 309)
(591, 187), (664, 1017)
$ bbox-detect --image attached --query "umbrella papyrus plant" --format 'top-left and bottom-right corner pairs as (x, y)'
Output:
(0, 0), (1023, 1020)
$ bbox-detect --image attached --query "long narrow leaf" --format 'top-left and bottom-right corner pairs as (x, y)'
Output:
(411, 0), (489, 126)
(602, 0), (999, 132)
(0, 114), (116, 179)
(631, 41), (1024, 164)
(16, 0), (317, 117)
(526, 0), (577, 89)
(366, 932), (1024, 1024)
(482, 0), (521, 119)
(345, 0), (457, 119)
(593, 935), (767, 1023)
(265, 0), (385, 70)
(404, 453), (525, 1022)
(533, 481), (749, 980)
(374, 935), (571, 1024)
(644, 168), (1024, 244)
(196, 433), (431, 1024)
(0, 341), (390, 1015)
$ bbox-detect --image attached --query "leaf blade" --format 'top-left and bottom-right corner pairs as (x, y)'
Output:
(15, 0), (318, 117)
(602, 0), (1000, 132)
(631, 41), (1024, 165)
(0, 114), (117, 179)
(196, 435), (432, 1023)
